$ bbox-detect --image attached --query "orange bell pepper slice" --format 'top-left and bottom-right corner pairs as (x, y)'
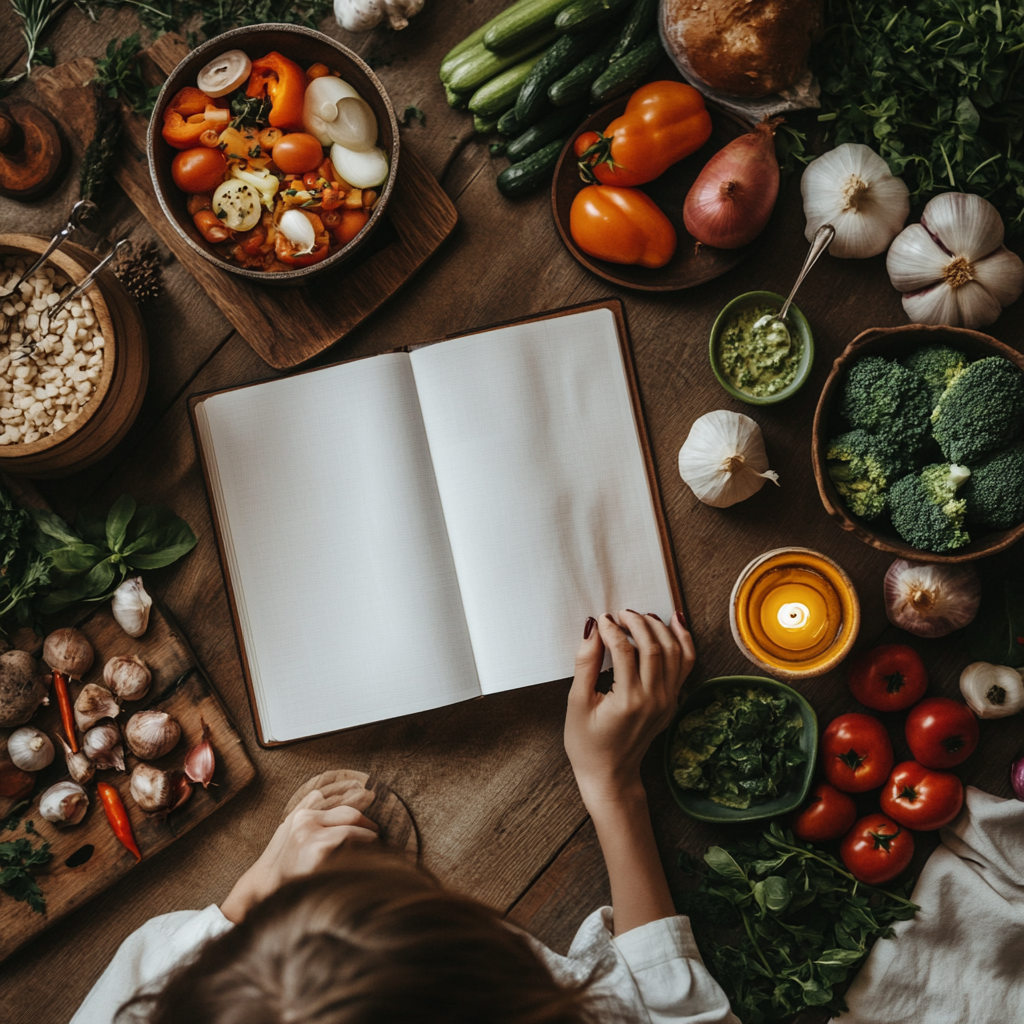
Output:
(162, 87), (222, 150)
(247, 51), (307, 131)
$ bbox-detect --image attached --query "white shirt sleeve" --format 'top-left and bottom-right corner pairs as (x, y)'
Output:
(70, 905), (234, 1024)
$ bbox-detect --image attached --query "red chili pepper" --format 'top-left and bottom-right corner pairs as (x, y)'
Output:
(246, 51), (306, 131)
(97, 782), (142, 862)
(53, 670), (77, 753)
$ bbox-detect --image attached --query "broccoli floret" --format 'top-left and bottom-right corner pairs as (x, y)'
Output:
(965, 440), (1024, 530)
(889, 463), (972, 553)
(840, 355), (932, 450)
(904, 345), (970, 406)
(827, 429), (907, 520)
(931, 356), (1024, 464)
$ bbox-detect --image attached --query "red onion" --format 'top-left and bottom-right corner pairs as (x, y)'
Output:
(1013, 755), (1024, 801)
(683, 118), (781, 249)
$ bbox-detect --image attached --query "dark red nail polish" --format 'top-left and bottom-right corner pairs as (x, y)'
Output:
(626, 608), (640, 615)
(584, 617), (596, 639)
(647, 612), (662, 622)
(675, 610), (688, 629)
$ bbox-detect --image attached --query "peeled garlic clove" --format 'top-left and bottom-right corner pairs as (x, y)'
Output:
(83, 721), (125, 771)
(103, 656), (152, 702)
(330, 142), (388, 189)
(74, 683), (120, 732)
(42, 628), (94, 678)
(58, 734), (95, 784)
(184, 718), (215, 788)
(960, 661), (1024, 719)
(111, 577), (152, 638)
(124, 710), (180, 760)
(7, 726), (54, 771)
(279, 209), (318, 255)
(39, 780), (89, 825)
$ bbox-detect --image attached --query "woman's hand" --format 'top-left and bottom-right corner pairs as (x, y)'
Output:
(221, 790), (378, 923)
(565, 610), (694, 810)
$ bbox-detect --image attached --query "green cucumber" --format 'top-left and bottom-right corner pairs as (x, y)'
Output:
(469, 53), (545, 117)
(473, 114), (501, 133)
(547, 37), (616, 106)
(447, 29), (558, 93)
(445, 84), (469, 110)
(497, 139), (567, 197)
(497, 106), (522, 135)
(506, 104), (586, 161)
(483, 0), (574, 53)
(439, 0), (542, 78)
(490, 142), (508, 156)
(611, 0), (659, 61)
(514, 31), (597, 127)
(590, 32), (662, 104)
(555, 0), (631, 34)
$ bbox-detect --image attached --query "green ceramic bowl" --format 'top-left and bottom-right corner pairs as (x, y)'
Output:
(663, 675), (819, 824)
(708, 290), (814, 405)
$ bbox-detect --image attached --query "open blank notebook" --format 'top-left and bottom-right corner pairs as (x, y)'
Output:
(191, 302), (680, 745)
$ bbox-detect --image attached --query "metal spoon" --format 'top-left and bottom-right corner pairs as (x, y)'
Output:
(4, 200), (99, 294)
(752, 223), (836, 350)
(41, 238), (130, 331)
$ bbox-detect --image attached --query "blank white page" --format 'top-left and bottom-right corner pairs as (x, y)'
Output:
(410, 308), (675, 694)
(195, 353), (479, 743)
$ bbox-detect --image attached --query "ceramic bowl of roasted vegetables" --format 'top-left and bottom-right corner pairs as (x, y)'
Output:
(812, 324), (1024, 563)
(148, 24), (400, 281)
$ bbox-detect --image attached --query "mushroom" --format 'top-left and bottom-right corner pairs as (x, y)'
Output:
(0, 650), (49, 728)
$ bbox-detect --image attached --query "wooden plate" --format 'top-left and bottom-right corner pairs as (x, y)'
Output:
(551, 100), (758, 291)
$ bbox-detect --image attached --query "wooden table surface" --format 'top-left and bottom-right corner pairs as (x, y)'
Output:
(2, 5), (1022, 1021)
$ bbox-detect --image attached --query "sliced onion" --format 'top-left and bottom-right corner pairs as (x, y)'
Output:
(197, 49), (251, 98)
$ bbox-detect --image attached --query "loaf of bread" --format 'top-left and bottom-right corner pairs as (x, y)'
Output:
(661, 0), (824, 99)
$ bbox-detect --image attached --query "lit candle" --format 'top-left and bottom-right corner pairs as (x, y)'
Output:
(760, 582), (830, 651)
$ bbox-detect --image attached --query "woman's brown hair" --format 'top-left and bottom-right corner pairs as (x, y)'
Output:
(117, 848), (596, 1024)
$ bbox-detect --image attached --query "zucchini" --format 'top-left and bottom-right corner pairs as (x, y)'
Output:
(483, 0), (574, 53)
(445, 84), (469, 110)
(497, 106), (522, 136)
(439, 0), (543, 78)
(611, 0), (659, 61)
(447, 29), (558, 93)
(497, 139), (567, 197)
(490, 142), (508, 157)
(547, 37), (616, 106)
(555, 0), (631, 34)
(514, 31), (597, 127)
(473, 113), (501, 133)
(469, 53), (545, 117)
(590, 32), (662, 104)
(506, 104), (586, 162)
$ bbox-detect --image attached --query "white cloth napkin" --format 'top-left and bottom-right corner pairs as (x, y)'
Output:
(833, 787), (1024, 1024)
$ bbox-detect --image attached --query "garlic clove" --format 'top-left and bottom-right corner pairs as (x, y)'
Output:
(901, 281), (964, 328)
(184, 718), (215, 788)
(39, 780), (89, 825)
(960, 661), (1024, 718)
(42, 628), (94, 678)
(74, 683), (120, 732)
(129, 763), (171, 813)
(972, 247), (1024, 308)
(953, 280), (1004, 329)
(886, 224), (950, 292)
(103, 656), (152, 702)
(83, 721), (125, 771)
(58, 734), (95, 784)
(7, 726), (54, 771)
(111, 577), (152, 638)
(124, 710), (180, 761)
(921, 192), (1004, 262)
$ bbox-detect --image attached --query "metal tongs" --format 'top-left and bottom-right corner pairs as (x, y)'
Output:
(41, 238), (131, 330)
(6, 199), (98, 294)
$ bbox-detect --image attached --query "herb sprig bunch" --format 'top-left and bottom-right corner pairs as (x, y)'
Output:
(0, 0), (65, 97)
(0, 816), (52, 914)
(676, 822), (917, 1024)
(93, 32), (161, 115)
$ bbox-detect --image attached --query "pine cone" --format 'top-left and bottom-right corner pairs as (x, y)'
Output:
(113, 241), (162, 303)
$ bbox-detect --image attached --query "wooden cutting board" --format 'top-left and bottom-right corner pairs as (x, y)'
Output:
(33, 35), (459, 371)
(0, 601), (256, 962)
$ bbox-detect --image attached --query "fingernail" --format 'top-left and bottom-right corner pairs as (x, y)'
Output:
(584, 616), (596, 639)
(647, 612), (662, 622)
(674, 610), (688, 629)
(626, 608), (640, 615)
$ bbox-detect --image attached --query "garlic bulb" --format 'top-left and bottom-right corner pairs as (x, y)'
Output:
(7, 726), (54, 771)
(58, 734), (95, 784)
(678, 410), (779, 508)
(83, 721), (125, 770)
(43, 628), (94, 677)
(104, 656), (152, 702)
(130, 764), (192, 815)
(887, 192), (1024, 328)
(801, 144), (910, 258)
(39, 780), (88, 825)
(884, 559), (981, 638)
(334, 0), (424, 32)
(111, 577), (152, 638)
(960, 661), (1024, 718)
(74, 683), (120, 732)
(124, 710), (180, 760)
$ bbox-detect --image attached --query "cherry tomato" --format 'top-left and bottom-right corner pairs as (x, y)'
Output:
(172, 148), (227, 193)
(880, 761), (963, 831)
(271, 133), (325, 174)
(570, 185), (676, 269)
(848, 644), (928, 712)
(303, 170), (322, 190)
(821, 713), (894, 793)
(792, 782), (857, 843)
(574, 130), (601, 159)
(840, 813), (914, 885)
(332, 209), (369, 246)
(193, 209), (231, 244)
(905, 697), (979, 769)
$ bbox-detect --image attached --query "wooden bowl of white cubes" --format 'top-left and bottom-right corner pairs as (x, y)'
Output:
(0, 234), (148, 477)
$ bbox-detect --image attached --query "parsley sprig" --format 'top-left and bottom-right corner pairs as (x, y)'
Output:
(0, 818), (52, 915)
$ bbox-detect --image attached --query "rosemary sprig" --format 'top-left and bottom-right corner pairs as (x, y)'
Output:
(0, 0), (69, 97)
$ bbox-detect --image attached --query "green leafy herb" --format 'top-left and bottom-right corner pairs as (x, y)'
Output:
(79, 93), (123, 204)
(669, 688), (806, 809)
(0, 484), (51, 633)
(401, 105), (426, 128)
(675, 822), (917, 1024)
(818, 0), (1024, 238)
(0, 818), (52, 914)
(229, 88), (271, 129)
(93, 33), (162, 115)
(0, 1), (66, 97)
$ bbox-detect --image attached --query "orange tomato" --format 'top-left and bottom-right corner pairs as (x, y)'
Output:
(569, 185), (676, 268)
(172, 148), (227, 193)
(272, 133), (326, 174)
(332, 209), (369, 246)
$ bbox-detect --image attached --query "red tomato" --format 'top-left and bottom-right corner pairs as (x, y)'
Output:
(880, 761), (964, 831)
(905, 697), (979, 769)
(841, 813), (914, 885)
(792, 782), (857, 843)
(271, 133), (325, 174)
(570, 185), (676, 268)
(821, 713), (894, 793)
(171, 147), (227, 193)
(332, 209), (369, 246)
(848, 644), (928, 712)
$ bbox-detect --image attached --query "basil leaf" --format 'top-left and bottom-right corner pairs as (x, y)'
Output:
(125, 535), (198, 569)
(105, 494), (136, 553)
(704, 847), (747, 884)
(30, 509), (82, 546)
(816, 948), (865, 967)
(45, 544), (106, 575)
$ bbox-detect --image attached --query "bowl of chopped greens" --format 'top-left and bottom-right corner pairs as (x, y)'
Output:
(664, 676), (818, 823)
(812, 324), (1024, 563)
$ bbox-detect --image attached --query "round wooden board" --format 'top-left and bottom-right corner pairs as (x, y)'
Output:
(551, 99), (764, 292)
(283, 770), (419, 861)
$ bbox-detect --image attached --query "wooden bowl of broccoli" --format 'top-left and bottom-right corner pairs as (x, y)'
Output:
(812, 324), (1024, 563)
